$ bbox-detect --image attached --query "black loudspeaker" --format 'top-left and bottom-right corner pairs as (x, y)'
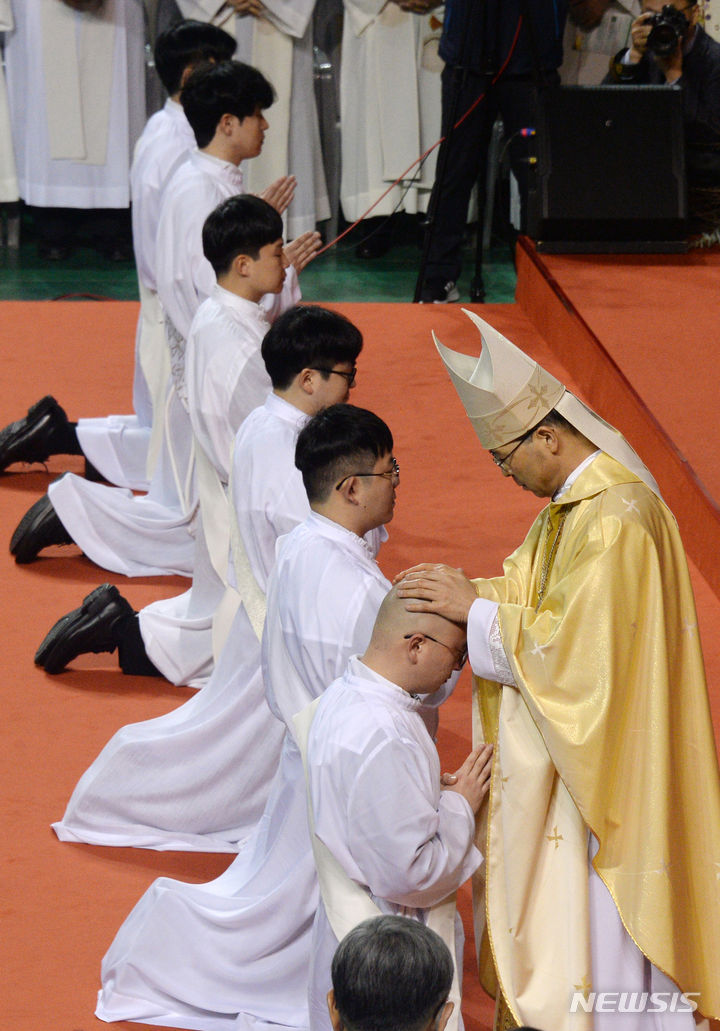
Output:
(528, 85), (687, 253)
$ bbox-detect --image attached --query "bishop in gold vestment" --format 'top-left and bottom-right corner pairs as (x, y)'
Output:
(398, 312), (720, 1031)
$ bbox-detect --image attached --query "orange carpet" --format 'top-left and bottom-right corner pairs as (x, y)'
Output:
(2, 297), (720, 1031)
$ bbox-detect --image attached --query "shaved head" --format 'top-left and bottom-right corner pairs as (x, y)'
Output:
(370, 585), (464, 648)
(361, 586), (466, 693)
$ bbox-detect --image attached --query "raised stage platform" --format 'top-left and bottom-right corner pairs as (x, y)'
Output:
(516, 237), (720, 596)
(2, 245), (720, 1031)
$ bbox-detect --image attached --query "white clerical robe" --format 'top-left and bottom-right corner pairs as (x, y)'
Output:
(96, 514), (392, 1030)
(53, 393), (316, 855)
(4, 0), (145, 208)
(138, 287), (272, 687)
(305, 656), (482, 1031)
(0, 0), (18, 202)
(231, 393), (311, 592)
(48, 151), (299, 578)
(156, 148), (299, 344)
(132, 98), (196, 295)
(75, 99), (196, 492)
(263, 514), (389, 729)
(155, 149), (299, 510)
(230, 397), (387, 597)
(340, 2), (444, 220)
(156, 149), (244, 344)
(176, 0), (329, 236)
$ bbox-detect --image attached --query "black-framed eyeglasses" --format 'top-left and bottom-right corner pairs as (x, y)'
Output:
(403, 632), (467, 669)
(309, 365), (357, 388)
(335, 456), (399, 491)
(489, 428), (534, 472)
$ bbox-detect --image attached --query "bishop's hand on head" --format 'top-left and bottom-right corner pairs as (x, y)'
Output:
(394, 563), (478, 625)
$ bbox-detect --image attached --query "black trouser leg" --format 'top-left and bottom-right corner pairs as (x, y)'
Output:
(423, 67), (498, 286)
(117, 614), (164, 678)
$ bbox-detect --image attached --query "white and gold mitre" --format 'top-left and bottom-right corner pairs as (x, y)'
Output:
(433, 309), (564, 449)
(435, 309), (661, 496)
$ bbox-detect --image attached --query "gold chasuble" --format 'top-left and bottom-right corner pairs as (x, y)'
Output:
(471, 452), (720, 1029)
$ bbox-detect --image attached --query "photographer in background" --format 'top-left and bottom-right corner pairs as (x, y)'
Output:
(606, 0), (720, 231)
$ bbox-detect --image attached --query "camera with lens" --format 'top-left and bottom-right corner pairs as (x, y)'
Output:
(646, 5), (689, 56)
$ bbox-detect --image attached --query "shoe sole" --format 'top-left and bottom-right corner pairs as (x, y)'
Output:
(10, 495), (71, 562)
(0, 395), (66, 472)
(40, 584), (129, 674)
(10, 498), (46, 556)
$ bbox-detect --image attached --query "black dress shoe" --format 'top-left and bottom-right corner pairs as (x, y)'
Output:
(0, 395), (77, 471)
(36, 584), (136, 674)
(9, 492), (73, 564)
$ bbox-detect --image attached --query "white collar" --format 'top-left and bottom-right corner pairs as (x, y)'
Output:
(553, 450), (601, 501)
(212, 283), (268, 325)
(306, 511), (377, 561)
(265, 392), (311, 428)
(347, 656), (422, 711)
(191, 148), (244, 185)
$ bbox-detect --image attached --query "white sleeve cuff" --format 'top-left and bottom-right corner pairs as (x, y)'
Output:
(467, 598), (516, 686)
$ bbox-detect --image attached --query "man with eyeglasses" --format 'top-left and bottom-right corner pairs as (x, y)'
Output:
(50, 305), (368, 853)
(396, 312), (720, 1031)
(299, 586), (492, 1031)
(97, 403), (458, 1030)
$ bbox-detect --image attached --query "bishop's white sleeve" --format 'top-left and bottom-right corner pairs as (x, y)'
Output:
(343, 739), (481, 909)
(467, 598), (516, 686)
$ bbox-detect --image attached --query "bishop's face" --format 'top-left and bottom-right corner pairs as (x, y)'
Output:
(490, 431), (563, 498)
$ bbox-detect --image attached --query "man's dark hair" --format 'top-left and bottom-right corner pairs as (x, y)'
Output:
(154, 20), (235, 96)
(537, 408), (593, 444)
(331, 916), (453, 1031)
(202, 195), (283, 275)
(538, 408), (575, 433)
(261, 306), (363, 390)
(295, 405), (393, 503)
(181, 61), (275, 148)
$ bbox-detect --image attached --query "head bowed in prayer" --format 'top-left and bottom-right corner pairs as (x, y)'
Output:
(262, 306), (363, 391)
(434, 309), (659, 496)
(203, 195), (283, 275)
(154, 20), (236, 97)
(295, 405), (397, 536)
(361, 585), (466, 692)
(328, 916), (454, 1031)
(181, 60), (275, 149)
(296, 404), (394, 502)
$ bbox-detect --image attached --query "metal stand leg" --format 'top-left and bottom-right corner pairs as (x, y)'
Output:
(471, 117), (504, 302)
